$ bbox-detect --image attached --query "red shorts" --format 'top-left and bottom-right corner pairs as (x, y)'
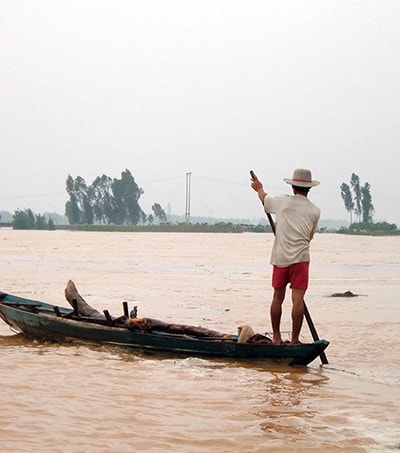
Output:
(272, 262), (310, 290)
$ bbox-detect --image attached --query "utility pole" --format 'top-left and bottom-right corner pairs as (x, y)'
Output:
(185, 172), (192, 224)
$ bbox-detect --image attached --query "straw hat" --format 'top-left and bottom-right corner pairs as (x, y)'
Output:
(283, 168), (320, 188)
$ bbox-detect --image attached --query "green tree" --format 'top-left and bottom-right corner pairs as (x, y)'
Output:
(81, 185), (94, 225)
(341, 173), (374, 224)
(74, 176), (93, 224)
(91, 175), (114, 224)
(152, 203), (168, 224)
(12, 209), (54, 230)
(350, 173), (362, 222)
(12, 209), (35, 229)
(47, 217), (56, 230)
(361, 182), (374, 222)
(111, 169), (145, 225)
(35, 214), (48, 230)
(65, 169), (145, 225)
(65, 175), (81, 224)
(340, 183), (354, 224)
(65, 175), (94, 224)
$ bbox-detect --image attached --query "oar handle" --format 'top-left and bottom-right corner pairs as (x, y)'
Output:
(250, 170), (276, 235)
(266, 213), (276, 235)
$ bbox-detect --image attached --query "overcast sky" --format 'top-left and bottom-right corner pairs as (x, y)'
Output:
(2, 1), (399, 224)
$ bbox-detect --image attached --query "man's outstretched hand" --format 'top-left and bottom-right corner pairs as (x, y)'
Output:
(250, 170), (262, 191)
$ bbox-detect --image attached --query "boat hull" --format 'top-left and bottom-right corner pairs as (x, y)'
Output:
(0, 293), (329, 366)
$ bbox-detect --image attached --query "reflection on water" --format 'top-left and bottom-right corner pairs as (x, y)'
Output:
(257, 370), (329, 439)
(0, 231), (399, 452)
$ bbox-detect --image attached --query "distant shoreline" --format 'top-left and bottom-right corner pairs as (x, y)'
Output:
(2, 223), (399, 235)
(52, 223), (271, 233)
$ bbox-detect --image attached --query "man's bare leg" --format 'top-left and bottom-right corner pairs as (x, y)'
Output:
(270, 287), (286, 344)
(291, 288), (305, 343)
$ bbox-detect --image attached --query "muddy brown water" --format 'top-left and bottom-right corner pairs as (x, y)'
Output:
(1, 230), (399, 452)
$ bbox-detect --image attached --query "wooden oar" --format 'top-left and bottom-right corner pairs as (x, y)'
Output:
(250, 170), (328, 364)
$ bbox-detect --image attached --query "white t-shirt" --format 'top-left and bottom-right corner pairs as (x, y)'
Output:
(263, 194), (320, 266)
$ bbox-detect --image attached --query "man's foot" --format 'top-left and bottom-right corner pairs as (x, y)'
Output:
(272, 335), (282, 345)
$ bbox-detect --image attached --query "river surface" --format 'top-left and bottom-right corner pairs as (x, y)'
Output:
(0, 230), (399, 452)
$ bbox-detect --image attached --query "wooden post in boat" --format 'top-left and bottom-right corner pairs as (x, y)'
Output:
(123, 301), (129, 318)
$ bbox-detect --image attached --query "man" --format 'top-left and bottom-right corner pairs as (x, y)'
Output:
(250, 168), (320, 344)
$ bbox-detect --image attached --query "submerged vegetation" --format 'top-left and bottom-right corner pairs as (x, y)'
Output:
(338, 173), (399, 235)
(12, 209), (55, 230)
(6, 212), (399, 235)
(337, 221), (400, 236)
(9, 216), (399, 235)
(56, 222), (272, 233)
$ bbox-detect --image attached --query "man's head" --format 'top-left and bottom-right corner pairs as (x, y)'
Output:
(284, 168), (320, 189)
(292, 185), (311, 195)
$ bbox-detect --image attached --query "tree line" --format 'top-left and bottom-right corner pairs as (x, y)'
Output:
(65, 169), (167, 225)
(12, 209), (56, 230)
(7, 170), (396, 233)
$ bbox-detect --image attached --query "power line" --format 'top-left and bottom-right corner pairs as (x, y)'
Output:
(0, 192), (65, 201)
(195, 175), (246, 187)
(139, 175), (185, 185)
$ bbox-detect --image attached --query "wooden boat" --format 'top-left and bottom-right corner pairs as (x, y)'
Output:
(0, 291), (329, 366)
